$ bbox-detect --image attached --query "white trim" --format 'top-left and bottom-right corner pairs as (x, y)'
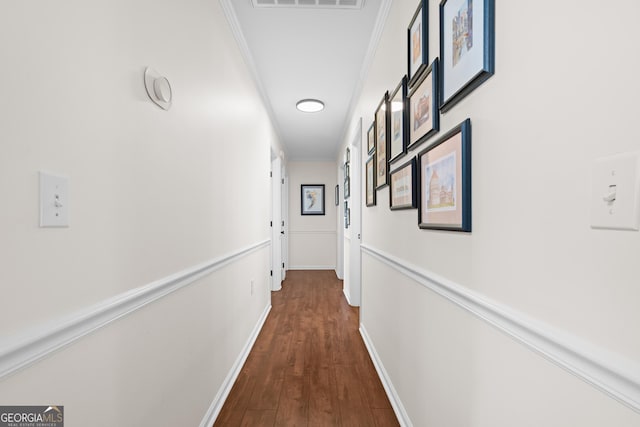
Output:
(199, 304), (271, 427)
(336, 0), (393, 157)
(343, 288), (352, 306)
(360, 325), (412, 427)
(219, 0), (285, 146)
(288, 265), (335, 271)
(288, 230), (337, 235)
(0, 240), (271, 381)
(361, 244), (640, 414)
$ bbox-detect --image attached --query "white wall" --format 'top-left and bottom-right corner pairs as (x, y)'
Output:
(347, 1), (640, 425)
(0, 0), (279, 425)
(288, 161), (337, 270)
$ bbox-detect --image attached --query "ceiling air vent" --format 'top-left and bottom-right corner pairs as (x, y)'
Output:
(251, 0), (363, 9)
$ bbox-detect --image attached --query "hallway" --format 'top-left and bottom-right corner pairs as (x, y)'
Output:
(214, 270), (399, 427)
(3, 1), (640, 425)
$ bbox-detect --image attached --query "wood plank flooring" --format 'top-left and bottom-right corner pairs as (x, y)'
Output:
(214, 270), (399, 427)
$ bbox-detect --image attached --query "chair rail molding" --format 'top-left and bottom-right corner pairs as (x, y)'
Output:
(361, 244), (640, 414)
(0, 240), (271, 380)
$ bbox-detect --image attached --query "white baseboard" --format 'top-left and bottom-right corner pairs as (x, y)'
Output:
(343, 288), (352, 305)
(0, 240), (270, 381)
(359, 325), (412, 427)
(361, 244), (640, 415)
(199, 304), (271, 427)
(288, 265), (336, 270)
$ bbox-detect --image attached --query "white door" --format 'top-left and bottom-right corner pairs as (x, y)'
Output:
(344, 119), (362, 306)
(348, 119), (362, 307)
(271, 156), (283, 291)
(281, 172), (288, 281)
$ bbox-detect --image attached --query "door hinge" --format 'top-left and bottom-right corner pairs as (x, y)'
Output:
(270, 221), (273, 227)
(281, 178), (284, 184)
(270, 270), (273, 276)
(282, 263), (285, 268)
(270, 171), (272, 178)
(281, 220), (285, 226)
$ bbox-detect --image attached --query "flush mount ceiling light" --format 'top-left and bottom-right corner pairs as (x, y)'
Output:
(296, 99), (325, 113)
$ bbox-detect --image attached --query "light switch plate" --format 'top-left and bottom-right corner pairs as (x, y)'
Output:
(591, 152), (640, 231)
(40, 172), (69, 227)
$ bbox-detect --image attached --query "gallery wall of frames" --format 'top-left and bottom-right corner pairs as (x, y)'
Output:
(364, 0), (494, 233)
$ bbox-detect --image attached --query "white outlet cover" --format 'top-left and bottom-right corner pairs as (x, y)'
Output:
(591, 152), (640, 231)
(40, 172), (69, 227)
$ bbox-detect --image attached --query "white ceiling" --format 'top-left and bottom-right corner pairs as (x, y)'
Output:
(222, 0), (387, 161)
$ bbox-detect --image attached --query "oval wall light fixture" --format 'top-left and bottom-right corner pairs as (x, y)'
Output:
(296, 99), (325, 113)
(144, 67), (172, 110)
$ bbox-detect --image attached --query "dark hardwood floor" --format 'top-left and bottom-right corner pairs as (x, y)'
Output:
(214, 270), (399, 427)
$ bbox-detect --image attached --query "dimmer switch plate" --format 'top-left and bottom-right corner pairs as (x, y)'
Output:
(591, 152), (640, 231)
(40, 172), (69, 227)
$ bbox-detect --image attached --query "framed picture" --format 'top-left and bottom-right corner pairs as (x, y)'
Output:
(389, 76), (408, 163)
(335, 184), (339, 206)
(390, 157), (417, 210)
(418, 119), (471, 231)
(408, 59), (439, 150)
(375, 92), (389, 189)
(366, 155), (376, 207)
(344, 201), (349, 229)
(301, 184), (325, 216)
(408, 0), (429, 86)
(344, 176), (350, 199)
(439, 0), (495, 112)
(367, 122), (376, 155)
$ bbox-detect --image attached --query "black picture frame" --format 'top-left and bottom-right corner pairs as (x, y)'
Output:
(408, 0), (429, 87)
(344, 176), (350, 200)
(367, 122), (376, 155)
(344, 201), (349, 229)
(408, 59), (440, 150)
(417, 119), (471, 231)
(366, 155), (377, 207)
(301, 184), (325, 216)
(390, 157), (417, 210)
(389, 76), (409, 164)
(375, 92), (390, 189)
(439, 0), (495, 112)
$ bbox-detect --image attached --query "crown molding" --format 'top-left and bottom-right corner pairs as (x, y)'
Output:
(218, 0), (287, 153)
